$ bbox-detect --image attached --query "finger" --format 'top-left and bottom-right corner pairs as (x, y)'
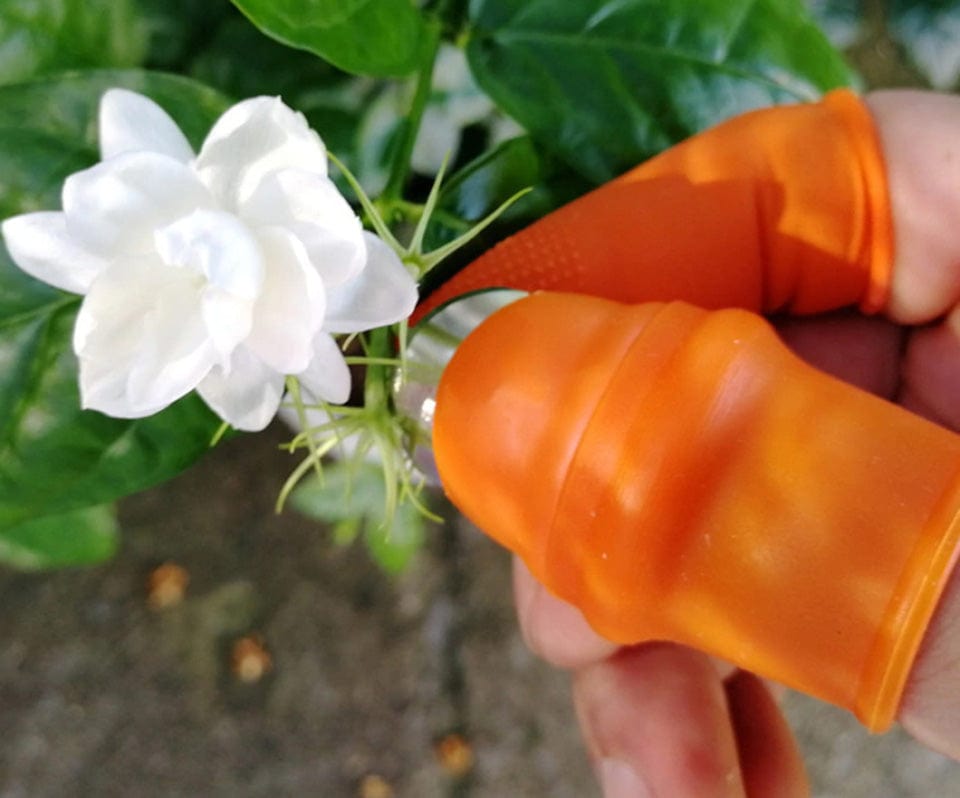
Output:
(418, 91), (912, 323)
(899, 556), (960, 759)
(899, 304), (960, 430)
(515, 555), (747, 683)
(726, 671), (810, 798)
(513, 556), (617, 668)
(574, 644), (747, 798)
(866, 91), (960, 324)
(774, 310), (903, 398)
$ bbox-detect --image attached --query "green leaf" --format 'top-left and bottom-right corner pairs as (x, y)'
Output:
(466, 0), (856, 182)
(291, 462), (427, 573)
(889, 0), (960, 90)
(364, 503), (425, 574)
(291, 460), (386, 522)
(0, 69), (230, 161)
(417, 135), (593, 294)
(806, 0), (866, 50)
(0, 71), (231, 528)
(0, 0), (148, 85)
(0, 251), (224, 527)
(0, 129), (90, 217)
(0, 70), (229, 220)
(228, 0), (431, 77)
(354, 84), (409, 196)
(136, 0), (236, 71)
(0, 504), (118, 571)
(417, 135), (546, 285)
(439, 135), (546, 223)
(189, 15), (346, 98)
(189, 16), (370, 159)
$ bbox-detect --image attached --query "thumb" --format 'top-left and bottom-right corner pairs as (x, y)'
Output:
(867, 91), (960, 431)
(868, 90), (960, 323)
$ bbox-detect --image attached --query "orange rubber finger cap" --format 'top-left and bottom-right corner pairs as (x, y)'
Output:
(415, 89), (893, 325)
(433, 292), (960, 732)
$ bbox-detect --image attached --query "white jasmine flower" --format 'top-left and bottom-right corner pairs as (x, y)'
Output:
(1, 89), (417, 431)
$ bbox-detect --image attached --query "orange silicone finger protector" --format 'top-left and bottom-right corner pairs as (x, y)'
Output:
(413, 89), (893, 325)
(433, 293), (960, 732)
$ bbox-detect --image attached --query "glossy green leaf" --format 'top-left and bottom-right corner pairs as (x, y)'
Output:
(889, 0), (960, 90)
(0, 247), (225, 528)
(0, 129), (90, 218)
(0, 70), (230, 157)
(354, 84), (408, 196)
(0, 0), (148, 85)
(190, 16), (369, 158)
(0, 504), (118, 571)
(136, 0), (236, 71)
(291, 463), (427, 573)
(0, 71), (231, 528)
(467, 0), (856, 182)
(228, 0), (431, 77)
(445, 135), (594, 220)
(419, 135), (548, 289)
(0, 71), (229, 220)
(190, 15), (346, 99)
(439, 135), (547, 223)
(418, 134), (594, 295)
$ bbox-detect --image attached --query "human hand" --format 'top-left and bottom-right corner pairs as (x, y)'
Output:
(509, 90), (960, 798)
(512, 305), (900, 797)
(515, 556), (806, 797)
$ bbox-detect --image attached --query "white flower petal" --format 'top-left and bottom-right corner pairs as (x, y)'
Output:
(155, 209), (263, 298)
(197, 346), (285, 432)
(195, 97), (328, 210)
(62, 152), (215, 256)
(323, 232), (417, 333)
(1, 212), (108, 294)
(296, 332), (351, 405)
(75, 258), (215, 417)
(245, 228), (325, 374)
(78, 357), (169, 419)
(199, 291), (255, 366)
(71, 262), (149, 358)
(241, 169), (365, 286)
(154, 209), (262, 362)
(98, 89), (195, 163)
(130, 302), (215, 412)
(80, 334), (213, 418)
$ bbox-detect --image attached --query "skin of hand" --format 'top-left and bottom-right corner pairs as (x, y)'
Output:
(511, 89), (960, 798)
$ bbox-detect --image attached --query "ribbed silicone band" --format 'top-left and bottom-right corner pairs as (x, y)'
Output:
(823, 89), (895, 315)
(860, 470), (960, 730)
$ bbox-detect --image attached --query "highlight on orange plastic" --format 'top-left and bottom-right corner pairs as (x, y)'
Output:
(412, 89), (893, 327)
(433, 292), (960, 732)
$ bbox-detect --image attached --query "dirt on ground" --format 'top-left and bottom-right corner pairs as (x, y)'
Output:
(2, 427), (960, 797)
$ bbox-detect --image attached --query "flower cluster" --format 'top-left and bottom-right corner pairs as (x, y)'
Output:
(1, 89), (417, 431)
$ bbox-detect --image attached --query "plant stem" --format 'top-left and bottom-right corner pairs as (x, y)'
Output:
(381, 22), (441, 202)
(363, 326), (392, 412)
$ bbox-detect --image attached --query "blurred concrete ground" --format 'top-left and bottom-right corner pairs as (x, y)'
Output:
(1, 428), (960, 797)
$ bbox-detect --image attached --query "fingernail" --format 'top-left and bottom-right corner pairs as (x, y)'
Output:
(599, 758), (654, 798)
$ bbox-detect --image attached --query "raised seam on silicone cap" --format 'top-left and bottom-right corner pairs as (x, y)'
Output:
(859, 467), (960, 731)
(824, 89), (895, 315)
